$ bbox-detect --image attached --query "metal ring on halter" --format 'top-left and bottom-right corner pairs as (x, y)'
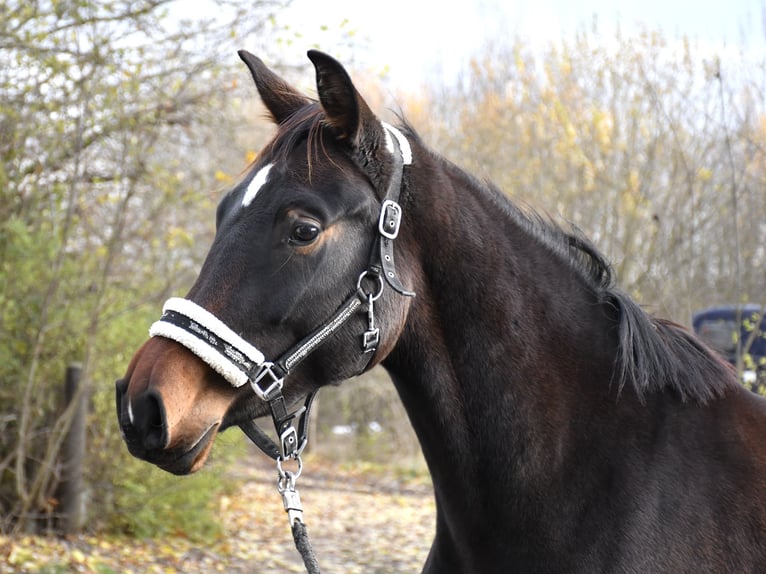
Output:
(357, 270), (384, 301)
(277, 455), (303, 484)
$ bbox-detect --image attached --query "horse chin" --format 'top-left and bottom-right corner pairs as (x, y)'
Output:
(155, 423), (219, 475)
(219, 392), (277, 430)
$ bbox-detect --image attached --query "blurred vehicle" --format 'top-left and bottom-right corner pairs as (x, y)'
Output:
(693, 304), (766, 393)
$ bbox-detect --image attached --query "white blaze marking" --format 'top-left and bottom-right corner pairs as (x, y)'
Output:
(241, 163), (273, 207)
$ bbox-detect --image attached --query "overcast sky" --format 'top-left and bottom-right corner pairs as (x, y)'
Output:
(272, 0), (766, 87)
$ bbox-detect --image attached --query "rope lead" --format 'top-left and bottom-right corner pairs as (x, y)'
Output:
(292, 520), (322, 574)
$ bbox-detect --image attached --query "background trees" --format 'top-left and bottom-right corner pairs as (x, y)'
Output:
(0, 0), (289, 533)
(408, 33), (766, 321)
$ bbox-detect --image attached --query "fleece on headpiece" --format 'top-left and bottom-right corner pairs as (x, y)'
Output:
(382, 122), (412, 165)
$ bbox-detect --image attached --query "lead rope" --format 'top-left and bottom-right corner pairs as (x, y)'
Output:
(277, 457), (321, 573)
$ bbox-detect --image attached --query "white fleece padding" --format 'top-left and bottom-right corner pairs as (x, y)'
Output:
(381, 122), (412, 165)
(148, 297), (265, 388)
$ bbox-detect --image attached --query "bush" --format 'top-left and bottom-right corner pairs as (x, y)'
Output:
(102, 433), (246, 542)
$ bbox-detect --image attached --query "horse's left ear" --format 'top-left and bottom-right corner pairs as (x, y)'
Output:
(307, 50), (381, 143)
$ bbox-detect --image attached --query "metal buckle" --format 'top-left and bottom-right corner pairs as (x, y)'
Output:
(276, 455), (304, 526)
(356, 270), (384, 301)
(378, 200), (402, 240)
(280, 425), (300, 459)
(362, 328), (380, 352)
(251, 362), (284, 400)
(362, 292), (380, 353)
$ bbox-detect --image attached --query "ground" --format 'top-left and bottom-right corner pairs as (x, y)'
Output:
(0, 456), (435, 573)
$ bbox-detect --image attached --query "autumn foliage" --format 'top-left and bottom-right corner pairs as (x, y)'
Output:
(1, 2), (764, 564)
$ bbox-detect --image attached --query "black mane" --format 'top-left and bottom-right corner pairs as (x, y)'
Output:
(492, 173), (736, 404)
(400, 124), (737, 405)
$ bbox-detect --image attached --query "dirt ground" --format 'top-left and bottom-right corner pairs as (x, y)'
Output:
(1, 455), (436, 573)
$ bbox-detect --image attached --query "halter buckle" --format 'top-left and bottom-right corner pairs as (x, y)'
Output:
(378, 200), (402, 240)
(362, 328), (380, 352)
(251, 361), (284, 400)
(362, 293), (380, 353)
(280, 425), (300, 459)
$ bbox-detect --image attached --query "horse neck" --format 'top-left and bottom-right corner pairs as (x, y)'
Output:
(384, 154), (620, 536)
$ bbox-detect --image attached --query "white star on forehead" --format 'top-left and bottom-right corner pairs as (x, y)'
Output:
(241, 163), (273, 207)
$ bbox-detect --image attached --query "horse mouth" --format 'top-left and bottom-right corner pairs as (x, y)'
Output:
(151, 423), (219, 475)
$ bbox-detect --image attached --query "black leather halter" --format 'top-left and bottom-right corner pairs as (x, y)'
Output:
(149, 123), (415, 462)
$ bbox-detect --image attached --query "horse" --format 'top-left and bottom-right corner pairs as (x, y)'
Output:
(116, 49), (766, 573)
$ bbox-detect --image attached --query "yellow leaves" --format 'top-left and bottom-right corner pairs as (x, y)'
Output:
(621, 170), (643, 213)
(5, 538), (36, 568)
(219, 493), (232, 513)
(214, 170), (233, 184)
(214, 151), (257, 187)
(592, 108), (613, 150)
(70, 548), (86, 563)
(697, 167), (713, 182)
(482, 91), (504, 121)
(514, 46), (526, 76)
(165, 226), (193, 249)
(398, 94), (429, 128)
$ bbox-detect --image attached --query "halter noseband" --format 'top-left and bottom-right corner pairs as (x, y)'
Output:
(148, 122), (414, 463)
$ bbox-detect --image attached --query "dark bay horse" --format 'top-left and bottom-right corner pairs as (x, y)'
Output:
(116, 50), (766, 572)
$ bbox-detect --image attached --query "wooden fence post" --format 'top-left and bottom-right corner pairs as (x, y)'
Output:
(59, 362), (86, 534)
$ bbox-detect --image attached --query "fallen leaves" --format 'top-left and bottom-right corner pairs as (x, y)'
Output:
(1, 453), (436, 573)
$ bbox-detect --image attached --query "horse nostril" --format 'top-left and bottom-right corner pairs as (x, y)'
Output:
(131, 390), (169, 451)
(115, 378), (128, 395)
(115, 379), (128, 427)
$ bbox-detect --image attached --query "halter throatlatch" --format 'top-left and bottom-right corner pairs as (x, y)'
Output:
(147, 123), (414, 574)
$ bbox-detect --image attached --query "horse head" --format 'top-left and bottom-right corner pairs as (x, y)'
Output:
(116, 50), (415, 474)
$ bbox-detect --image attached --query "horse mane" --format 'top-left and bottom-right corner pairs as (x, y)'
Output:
(399, 124), (736, 405)
(496, 183), (736, 404)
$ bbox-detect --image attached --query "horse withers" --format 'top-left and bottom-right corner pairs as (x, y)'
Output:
(116, 49), (766, 572)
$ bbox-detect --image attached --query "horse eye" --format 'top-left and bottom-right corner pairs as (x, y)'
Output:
(289, 222), (321, 246)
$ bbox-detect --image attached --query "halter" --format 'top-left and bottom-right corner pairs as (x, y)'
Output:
(148, 123), (414, 573)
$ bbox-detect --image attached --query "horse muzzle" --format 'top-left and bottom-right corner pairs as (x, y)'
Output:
(115, 377), (221, 474)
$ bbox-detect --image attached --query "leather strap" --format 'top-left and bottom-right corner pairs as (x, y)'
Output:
(239, 391), (318, 461)
(376, 128), (415, 297)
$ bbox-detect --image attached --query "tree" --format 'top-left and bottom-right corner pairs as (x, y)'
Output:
(0, 0), (288, 533)
(408, 30), (766, 323)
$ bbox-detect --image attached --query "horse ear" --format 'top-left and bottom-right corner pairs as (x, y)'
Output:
(238, 50), (310, 124)
(307, 49), (379, 142)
